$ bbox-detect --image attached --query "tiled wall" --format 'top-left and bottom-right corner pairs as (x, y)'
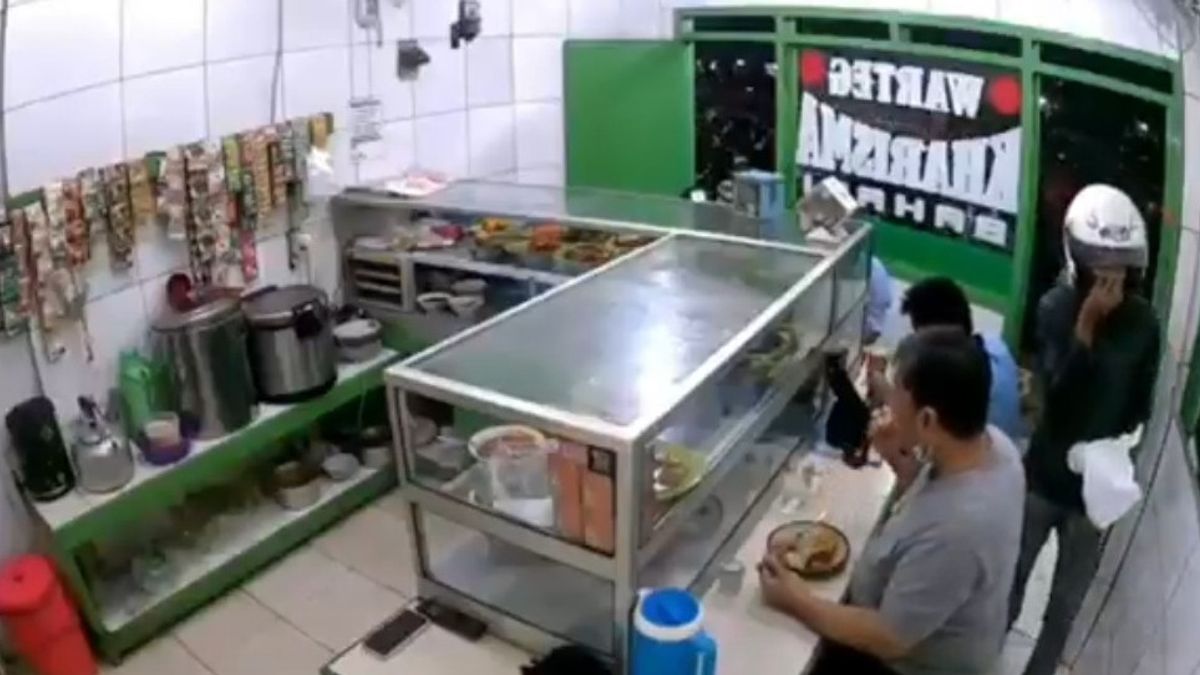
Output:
(0, 0), (675, 565)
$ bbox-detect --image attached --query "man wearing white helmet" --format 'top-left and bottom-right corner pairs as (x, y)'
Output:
(1007, 184), (1161, 675)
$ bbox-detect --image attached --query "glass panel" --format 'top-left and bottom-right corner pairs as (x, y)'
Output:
(639, 271), (834, 540)
(832, 234), (870, 329)
(418, 508), (615, 653)
(640, 426), (801, 590)
(411, 236), (819, 427)
(403, 392), (617, 555)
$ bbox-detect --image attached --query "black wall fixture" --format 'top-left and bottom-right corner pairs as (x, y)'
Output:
(693, 42), (777, 199)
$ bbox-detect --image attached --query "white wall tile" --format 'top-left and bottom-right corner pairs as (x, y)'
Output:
(518, 165), (564, 186)
(123, 0), (205, 77)
(624, 0), (669, 39)
(284, 0), (352, 51)
(1184, 50), (1200, 99)
(34, 284), (149, 415)
(357, 120), (416, 182)
(1165, 547), (1200, 675)
(207, 0), (279, 62)
(81, 237), (140, 300)
(351, 42), (372, 98)
(368, 42), (416, 120)
(466, 37), (514, 107)
(123, 67), (208, 157)
(415, 111), (469, 177)
(468, 105), (516, 177)
(1167, 228), (1198, 361)
(206, 56), (280, 137)
(5, 0), (121, 109)
(284, 47), (353, 122)
(513, 0), (567, 36)
(413, 40), (466, 115)
(6, 84), (123, 194)
(358, 0), (413, 43)
(480, 0), (513, 37)
(515, 101), (563, 169)
(925, 0), (998, 20)
(569, 0), (622, 38)
(1151, 431), (1200, 594)
(413, 0), (459, 39)
(1184, 96), (1200, 234)
(513, 38), (563, 102)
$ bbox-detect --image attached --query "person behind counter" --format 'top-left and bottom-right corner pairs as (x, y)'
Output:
(1007, 185), (1160, 675)
(759, 328), (1025, 675)
(900, 277), (1025, 442)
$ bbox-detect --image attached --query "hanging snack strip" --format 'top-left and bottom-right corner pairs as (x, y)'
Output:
(205, 140), (240, 287)
(159, 147), (189, 240)
(0, 213), (28, 336)
(25, 198), (84, 361)
(128, 158), (157, 228)
(236, 133), (260, 231)
(184, 142), (216, 285)
(223, 134), (259, 283)
(77, 168), (108, 263)
(4, 210), (32, 336)
(249, 130), (275, 221)
(43, 183), (93, 360)
(103, 164), (136, 270)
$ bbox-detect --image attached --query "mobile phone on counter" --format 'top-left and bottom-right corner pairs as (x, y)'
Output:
(416, 598), (488, 641)
(363, 610), (428, 659)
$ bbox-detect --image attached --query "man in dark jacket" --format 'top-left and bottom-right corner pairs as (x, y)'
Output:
(1008, 185), (1161, 675)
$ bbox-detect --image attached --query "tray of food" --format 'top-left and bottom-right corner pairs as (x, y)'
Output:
(652, 444), (706, 502)
(766, 520), (850, 580)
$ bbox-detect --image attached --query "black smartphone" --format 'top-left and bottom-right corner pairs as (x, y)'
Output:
(416, 599), (487, 641)
(363, 610), (428, 659)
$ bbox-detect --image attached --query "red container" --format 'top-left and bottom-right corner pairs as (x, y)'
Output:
(0, 555), (97, 675)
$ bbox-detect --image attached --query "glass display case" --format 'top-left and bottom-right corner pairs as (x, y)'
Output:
(383, 214), (874, 664)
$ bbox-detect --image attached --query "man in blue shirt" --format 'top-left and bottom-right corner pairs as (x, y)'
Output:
(901, 278), (1025, 442)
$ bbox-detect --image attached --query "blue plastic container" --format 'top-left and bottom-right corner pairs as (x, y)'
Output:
(631, 588), (717, 675)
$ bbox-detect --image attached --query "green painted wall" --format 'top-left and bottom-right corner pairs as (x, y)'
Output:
(564, 41), (695, 197)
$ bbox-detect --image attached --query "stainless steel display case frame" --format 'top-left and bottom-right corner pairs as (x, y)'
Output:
(379, 188), (873, 668)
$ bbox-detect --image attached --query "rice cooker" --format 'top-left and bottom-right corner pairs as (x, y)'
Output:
(242, 285), (337, 403)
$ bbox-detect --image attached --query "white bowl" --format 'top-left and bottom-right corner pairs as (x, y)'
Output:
(322, 453), (360, 482)
(467, 425), (546, 460)
(448, 295), (485, 319)
(416, 292), (452, 313)
(363, 445), (393, 469)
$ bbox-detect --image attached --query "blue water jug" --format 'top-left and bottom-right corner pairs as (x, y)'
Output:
(631, 588), (717, 675)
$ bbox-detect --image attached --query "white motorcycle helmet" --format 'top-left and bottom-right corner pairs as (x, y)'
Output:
(1062, 184), (1149, 279)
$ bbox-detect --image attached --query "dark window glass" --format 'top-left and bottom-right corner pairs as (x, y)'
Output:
(794, 17), (890, 40)
(906, 25), (1022, 56)
(1022, 77), (1165, 347)
(692, 42), (777, 198)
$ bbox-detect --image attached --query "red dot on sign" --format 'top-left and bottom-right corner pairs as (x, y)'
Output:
(988, 76), (1022, 116)
(800, 50), (827, 89)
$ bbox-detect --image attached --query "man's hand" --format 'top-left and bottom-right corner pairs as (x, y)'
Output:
(1076, 273), (1124, 347)
(758, 550), (811, 616)
(869, 408), (921, 489)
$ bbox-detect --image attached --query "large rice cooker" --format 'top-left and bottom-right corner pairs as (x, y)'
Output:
(242, 285), (337, 403)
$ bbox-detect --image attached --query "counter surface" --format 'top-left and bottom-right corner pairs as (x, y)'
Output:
(325, 450), (895, 675)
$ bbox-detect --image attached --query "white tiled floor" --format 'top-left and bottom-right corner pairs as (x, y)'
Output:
(101, 486), (1062, 675)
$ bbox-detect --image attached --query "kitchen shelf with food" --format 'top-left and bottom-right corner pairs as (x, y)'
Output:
(383, 215), (874, 661)
(33, 349), (399, 546)
(29, 349), (400, 662)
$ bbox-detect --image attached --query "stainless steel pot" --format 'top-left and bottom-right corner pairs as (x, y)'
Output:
(151, 297), (257, 439)
(70, 397), (134, 494)
(243, 285), (337, 403)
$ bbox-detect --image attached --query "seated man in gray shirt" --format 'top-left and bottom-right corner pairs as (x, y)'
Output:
(759, 328), (1025, 675)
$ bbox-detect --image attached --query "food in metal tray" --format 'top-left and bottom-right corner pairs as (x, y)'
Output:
(768, 521), (850, 579)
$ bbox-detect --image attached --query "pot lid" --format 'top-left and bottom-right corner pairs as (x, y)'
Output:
(243, 285), (328, 324)
(151, 296), (241, 333)
(334, 318), (381, 342)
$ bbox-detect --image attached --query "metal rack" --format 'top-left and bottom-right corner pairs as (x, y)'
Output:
(381, 211), (873, 667)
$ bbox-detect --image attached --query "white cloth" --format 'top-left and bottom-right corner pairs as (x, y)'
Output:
(1066, 426), (1144, 529)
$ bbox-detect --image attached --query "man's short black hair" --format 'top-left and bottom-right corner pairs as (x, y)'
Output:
(894, 327), (992, 440)
(902, 277), (974, 334)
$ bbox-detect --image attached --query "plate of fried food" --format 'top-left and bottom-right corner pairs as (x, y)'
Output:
(652, 444), (706, 502)
(766, 520), (851, 580)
